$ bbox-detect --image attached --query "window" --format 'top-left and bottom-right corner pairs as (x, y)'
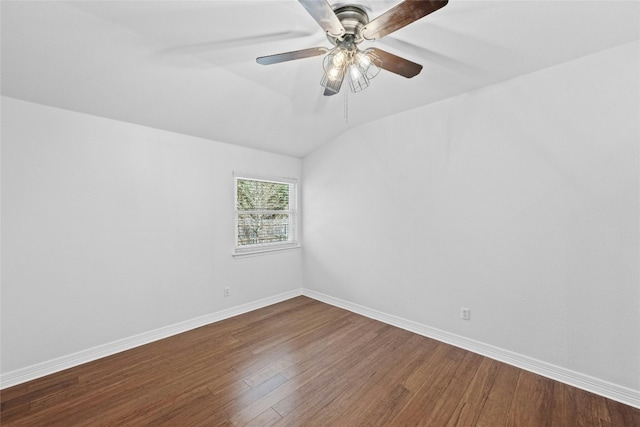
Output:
(234, 174), (298, 255)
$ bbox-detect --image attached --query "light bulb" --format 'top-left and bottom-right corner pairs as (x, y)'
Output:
(349, 64), (363, 81)
(328, 65), (342, 80)
(333, 49), (346, 66)
(358, 49), (382, 79)
(356, 51), (371, 69)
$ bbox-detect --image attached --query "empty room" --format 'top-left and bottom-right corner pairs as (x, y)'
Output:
(1, 0), (639, 425)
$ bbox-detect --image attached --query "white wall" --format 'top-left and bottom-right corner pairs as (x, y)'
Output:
(1, 97), (302, 374)
(2, 40), (638, 402)
(303, 41), (639, 392)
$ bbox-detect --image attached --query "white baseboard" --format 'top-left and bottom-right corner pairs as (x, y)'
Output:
(3, 287), (638, 409)
(302, 289), (640, 409)
(0, 288), (303, 390)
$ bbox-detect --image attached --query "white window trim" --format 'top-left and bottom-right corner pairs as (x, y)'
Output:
(233, 172), (300, 257)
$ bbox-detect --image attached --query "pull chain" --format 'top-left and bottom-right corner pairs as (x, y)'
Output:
(344, 89), (349, 123)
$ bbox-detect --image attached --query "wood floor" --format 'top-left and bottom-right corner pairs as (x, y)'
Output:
(2, 296), (638, 426)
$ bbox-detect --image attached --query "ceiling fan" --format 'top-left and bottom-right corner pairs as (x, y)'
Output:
(256, 0), (448, 96)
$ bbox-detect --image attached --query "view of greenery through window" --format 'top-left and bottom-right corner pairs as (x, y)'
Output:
(236, 178), (292, 246)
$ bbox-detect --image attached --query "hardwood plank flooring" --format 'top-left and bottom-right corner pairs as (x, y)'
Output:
(2, 296), (638, 426)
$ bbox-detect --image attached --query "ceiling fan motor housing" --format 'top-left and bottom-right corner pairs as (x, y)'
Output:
(327, 5), (369, 49)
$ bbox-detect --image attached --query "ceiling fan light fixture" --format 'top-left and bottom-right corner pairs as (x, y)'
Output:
(331, 48), (348, 66)
(357, 49), (382, 79)
(347, 63), (369, 93)
(323, 47), (348, 75)
(321, 50), (346, 93)
(257, 1), (449, 96)
(321, 70), (345, 93)
(320, 46), (382, 94)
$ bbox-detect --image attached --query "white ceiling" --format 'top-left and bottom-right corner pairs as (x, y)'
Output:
(2, 1), (638, 158)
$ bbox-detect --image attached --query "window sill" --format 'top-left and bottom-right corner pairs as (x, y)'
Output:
(233, 244), (301, 258)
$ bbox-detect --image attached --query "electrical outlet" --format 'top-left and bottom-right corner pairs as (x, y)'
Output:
(461, 307), (470, 320)
(224, 287), (230, 297)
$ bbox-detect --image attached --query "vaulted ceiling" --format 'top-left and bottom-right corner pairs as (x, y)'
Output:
(2, 1), (638, 157)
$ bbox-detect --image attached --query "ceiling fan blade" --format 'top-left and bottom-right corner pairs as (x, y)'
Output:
(362, 0), (448, 40)
(298, 0), (346, 37)
(379, 36), (490, 77)
(256, 47), (328, 65)
(370, 48), (423, 78)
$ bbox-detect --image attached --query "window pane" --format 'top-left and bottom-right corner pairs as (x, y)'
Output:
(237, 213), (290, 246)
(237, 179), (289, 211)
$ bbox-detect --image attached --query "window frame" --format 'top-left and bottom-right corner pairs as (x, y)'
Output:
(233, 173), (299, 257)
